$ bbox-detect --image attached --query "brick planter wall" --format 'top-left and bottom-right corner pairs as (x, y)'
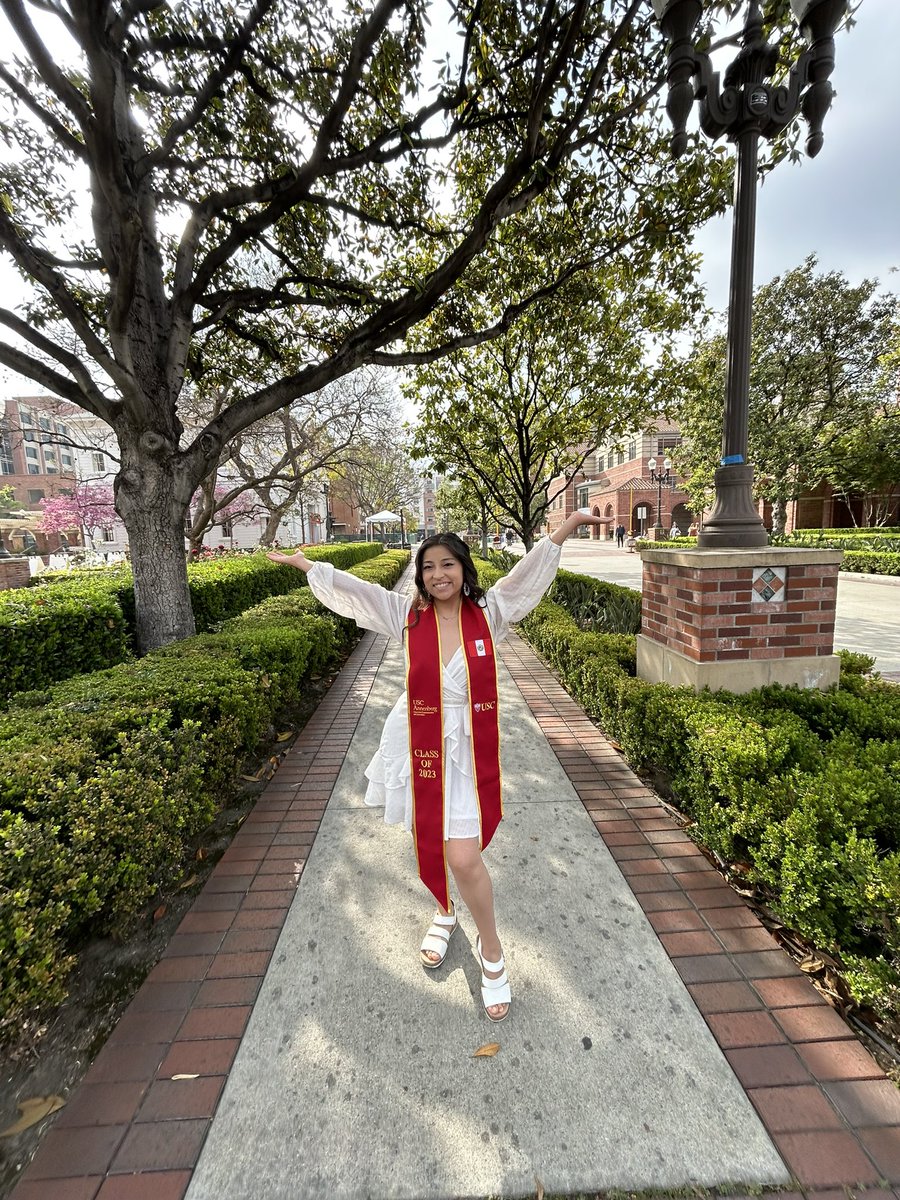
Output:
(637, 548), (843, 694)
(0, 558), (32, 590)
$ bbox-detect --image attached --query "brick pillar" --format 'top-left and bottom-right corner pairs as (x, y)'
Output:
(0, 558), (32, 591)
(637, 548), (843, 693)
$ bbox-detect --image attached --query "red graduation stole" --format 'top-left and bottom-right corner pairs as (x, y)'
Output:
(405, 598), (502, 910)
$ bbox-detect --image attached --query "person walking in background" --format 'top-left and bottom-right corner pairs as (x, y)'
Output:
(267, 511), (606, 1021)
(615, 523), (626, 548)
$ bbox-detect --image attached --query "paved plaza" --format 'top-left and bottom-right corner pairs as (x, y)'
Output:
(10, 563), (900, 1200)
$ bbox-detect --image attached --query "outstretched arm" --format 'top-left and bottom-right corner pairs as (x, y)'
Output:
(267, 547), (408, 641)
(266, 548), (314, 572)
(549, 512), (608, 545)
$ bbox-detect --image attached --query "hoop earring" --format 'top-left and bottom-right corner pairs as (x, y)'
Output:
(463, 582), (471, 597)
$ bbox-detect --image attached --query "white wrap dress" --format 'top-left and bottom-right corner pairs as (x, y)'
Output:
(306, 537), (562, 840)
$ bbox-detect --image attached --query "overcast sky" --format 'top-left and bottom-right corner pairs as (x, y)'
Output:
(1, 0), (897, 398)
(694, 0), (900, 310)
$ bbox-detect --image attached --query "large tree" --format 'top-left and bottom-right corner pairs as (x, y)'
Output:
(822, 405), (900, 527)
(0, 0), (756, 650)
(674, 258), (899, 534)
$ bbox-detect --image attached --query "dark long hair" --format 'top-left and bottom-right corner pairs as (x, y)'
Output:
(413, 533), (486, 612)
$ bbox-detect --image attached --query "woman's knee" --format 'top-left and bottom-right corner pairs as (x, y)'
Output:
(446, 837), (483, 881)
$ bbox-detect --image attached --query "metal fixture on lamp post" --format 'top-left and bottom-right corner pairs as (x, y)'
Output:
(651, 0), (847, 548)
(647, 456), (676, 538)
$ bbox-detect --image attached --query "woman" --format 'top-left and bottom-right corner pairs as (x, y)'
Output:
(267, 511), (603, 1020)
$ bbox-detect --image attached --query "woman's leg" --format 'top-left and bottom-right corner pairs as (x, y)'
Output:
(445, 837), (508, 1019)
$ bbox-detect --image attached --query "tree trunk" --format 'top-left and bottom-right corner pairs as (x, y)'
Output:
(116, 443), (196, 654)
(523, 531), (535, 552)
(771, 498), (787, 538)
(261, 504), (291, 546)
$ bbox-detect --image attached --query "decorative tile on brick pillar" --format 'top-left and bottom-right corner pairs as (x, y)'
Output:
(636, 548), (843, 694)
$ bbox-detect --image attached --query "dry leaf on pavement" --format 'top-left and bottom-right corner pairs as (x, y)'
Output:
(472, 1043), (500, 1058)
(534, 1176), (545, 1200)
(171, 1074), (200, 1080)
(1, 1096), (65, 1137)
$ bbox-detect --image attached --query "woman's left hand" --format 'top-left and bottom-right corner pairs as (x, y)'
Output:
(550, 510), (610, 544)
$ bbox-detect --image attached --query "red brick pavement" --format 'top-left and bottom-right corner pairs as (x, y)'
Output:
(10, 625), (900, 1199)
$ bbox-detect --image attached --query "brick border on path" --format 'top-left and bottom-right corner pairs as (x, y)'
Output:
(11, 625), (900, 1199)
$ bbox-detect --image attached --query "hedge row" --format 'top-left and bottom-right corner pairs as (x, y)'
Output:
(636, 536), (900, 576)
(0, 550), (409, 1040)
(781, 527), (900, 551)
(840, 550), (900, 576)
(0, 543), (384, 698)
(515, 593), (900, 1021)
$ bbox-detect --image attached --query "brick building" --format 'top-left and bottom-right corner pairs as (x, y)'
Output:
(0, 395), (81, 553)
(545, 424), (696, 539)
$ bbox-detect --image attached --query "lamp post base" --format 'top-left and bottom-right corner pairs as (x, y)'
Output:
(698, 463), (768, 549)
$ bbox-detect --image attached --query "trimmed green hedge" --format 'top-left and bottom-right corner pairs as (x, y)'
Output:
(636, 535), (900, 576)
(0, 550), (408, 1040)
(840, 550), (900, 576)
(782, 527), (900, 551)
(0, 583), (130, 697)
(0, 543), (384, 698)
(516, 592), (900, 1022)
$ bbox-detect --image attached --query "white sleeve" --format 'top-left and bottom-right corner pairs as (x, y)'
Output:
(306, 561), (410, 642)
(484, 537), (562, 638)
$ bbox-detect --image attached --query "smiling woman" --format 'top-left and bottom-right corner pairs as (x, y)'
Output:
(266, 509), (605, 1020)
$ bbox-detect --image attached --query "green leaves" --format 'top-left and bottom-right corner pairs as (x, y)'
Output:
(672, 257), (899, 533)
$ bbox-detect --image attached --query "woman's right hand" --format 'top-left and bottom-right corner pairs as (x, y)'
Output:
(266, 549), (312, 572)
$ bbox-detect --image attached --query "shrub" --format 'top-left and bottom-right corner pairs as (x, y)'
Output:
(0, 584), (129, 698)
(549, 568), (641, 634)
(840, 550), (900, 576)
(0, 543), (385, 696)
(0, 549), (408, 1038)
(513, 571), (900, 1023)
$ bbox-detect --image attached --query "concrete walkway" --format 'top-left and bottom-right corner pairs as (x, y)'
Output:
(10, 573), (900, 1200)
(186, 639), (785, 1200)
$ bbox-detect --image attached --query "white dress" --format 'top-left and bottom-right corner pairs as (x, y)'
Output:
(306, 537), (562, 840)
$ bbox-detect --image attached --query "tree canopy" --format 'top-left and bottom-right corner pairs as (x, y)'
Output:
(672, 257), (899, 533)
(0, 0), (772, 648)
(410, 276), (694, 548)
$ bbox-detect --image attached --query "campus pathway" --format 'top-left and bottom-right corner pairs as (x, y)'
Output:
(10, 571), (900, 1200)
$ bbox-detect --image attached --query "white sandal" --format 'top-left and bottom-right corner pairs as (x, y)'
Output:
(420, 904), (457, 969)
(476, 936), (511, 1022)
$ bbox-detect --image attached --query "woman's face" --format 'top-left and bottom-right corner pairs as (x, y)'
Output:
(419, 546), (464, 602)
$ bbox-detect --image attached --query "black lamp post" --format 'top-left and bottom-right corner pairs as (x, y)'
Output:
(321, 480), (333, 540)
(648, 455), (676, 538)
(652, 0), (847, 548)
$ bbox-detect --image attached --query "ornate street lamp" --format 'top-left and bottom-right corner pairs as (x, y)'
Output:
(652, 0), (847, 548)
(648, 456), (676, 537)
